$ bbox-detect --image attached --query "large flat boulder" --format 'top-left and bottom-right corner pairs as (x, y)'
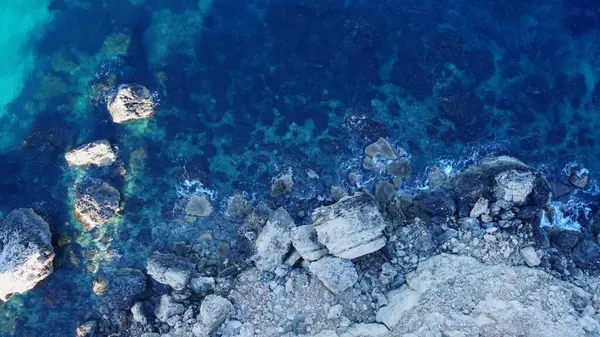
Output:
(74, 181), (120, 230)
(253, 208), (295, 271)
(107, 84), (154, 123)
(0, 209), (55, 301)
(146, 252), (195, 290)
(65, 140), (116, 167)
(312, 192), (387, 259)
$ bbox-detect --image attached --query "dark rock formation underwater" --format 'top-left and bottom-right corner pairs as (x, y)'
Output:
(1, 0), (600, 335)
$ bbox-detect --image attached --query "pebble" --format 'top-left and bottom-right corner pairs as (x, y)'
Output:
(483, 234), (496, 242)
(485, 227), (498, 234)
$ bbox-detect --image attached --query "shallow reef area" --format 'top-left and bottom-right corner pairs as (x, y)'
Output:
(1, 0), (600, 336)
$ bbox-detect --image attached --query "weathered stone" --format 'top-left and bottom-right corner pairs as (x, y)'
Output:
(189, 276), (215, 295)
(419, 188), (456, 216)
(75, 321), (97, 337)
(291, 225), (328, 261)
(107, 84), (154, 123)
(185, 195), (213, 217)
(199, 295), (233, 332)
(520, 247), (541, 267)
(469, 197), (489, 218)
(225, 194), (251, 219)
(572, 239), (600, 269)
(312, 192), (387, 259)
(65, 140), (116, 167)
(365, 137), (397, 160)
(494, 170), (535, 205)
(375, 180), (396, 202)
(100, 268), (147, 311)
(146, 252), (195, 290)
(387, 158), (411, 179)
(309, 256), (358, 294)
(131, 301), (148, 325)
(377, 254), (596, 336)
(74, 182), (120, 230)
(0, 209), (55, 302)
(254, 208), (294, 271)
(569, 170), (589, 189)
(331, 186), (347, 202)
(155, 294), (185, 324)
(271, 170), (294, 197)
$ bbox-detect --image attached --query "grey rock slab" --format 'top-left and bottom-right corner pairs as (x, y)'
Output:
(254, 207), (295, 271)
(291, 225), (328, 261)
(146, 252), (195, 290)
(107, 84), (154, 123)
(65, 140), (116, 167)
(309, 256), (358, 294)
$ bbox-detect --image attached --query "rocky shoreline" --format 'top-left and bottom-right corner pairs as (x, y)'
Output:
(2, 84), (600, 337)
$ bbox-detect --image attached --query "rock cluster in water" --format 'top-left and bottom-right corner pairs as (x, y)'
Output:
(107, 84), (155, 123)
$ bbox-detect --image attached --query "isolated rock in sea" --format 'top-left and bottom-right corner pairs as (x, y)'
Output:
(100, 268), (147, 311)
(225, 193), (251, 219)
(271, 169), (294, 197)
(291, 225), (328, 261)
(376, 254), (594, 336)
(107, 84), (154, 123)
(309, 256), (358, 294)
(198, 295), (233, 333)
(254, 208), (294, 271)
(65, 140), (116, 167)
(146, 252), (195, 290)
(569, 169), (589, 189)
(313, 192), (387, 259)
(74, 182), (121, 230)
(0, 209), (55, 302)
(185, 195), (213, 217)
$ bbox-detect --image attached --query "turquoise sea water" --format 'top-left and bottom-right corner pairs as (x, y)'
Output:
(1, 0), (600, 335)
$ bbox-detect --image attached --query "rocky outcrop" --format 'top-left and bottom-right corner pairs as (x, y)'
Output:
(254, 208), (295, 271)
(74, 182), (121, 230)
(0, 209), (55, 301)
(155, 294), (185, 325)
(100, 268), (147, 311)
(65, 140), (116, 167)
(376, 254), (597, 336)
(312, 192), (387, 259)
(291, 225), (328, 261)
(146, 252), (195, 290)
(309, 256), (358, 294)
(107, 84), (154, 123)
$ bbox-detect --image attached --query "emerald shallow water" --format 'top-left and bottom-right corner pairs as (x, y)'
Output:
(0, 0), (600, 335)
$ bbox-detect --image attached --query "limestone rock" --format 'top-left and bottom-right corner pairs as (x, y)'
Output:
(494, 170), (534, 205)
(254, 208), (294, 271)
(199, 295), (233, 332)
(330, 186), (347, 202)
(185, 195), (213, 217)
(131, 302), (148, 325)
(0, 209), (55, 301)
(155, 294), (185, 324)
(569, 170), (589, 189)
(387, 158), (411, 179)
(75, 321), (97, 337)
(469, 197), (489, 218)
(74, 182), (120, 230)
(225, 194), (251, 219)
(189, 276), (215, 295)
(65, 140), (116, 167)
(520, 247), (541, 267)
(291, 225), (328, 261)
(377, 254), (595, 336)
(312, 192), (387, 259)
(146, 252), (195, 290)
(364, 137), (397, 160)
(309, 256), (358, 294)
(107, 84), (154, 123)
(271, 170), (294, 197)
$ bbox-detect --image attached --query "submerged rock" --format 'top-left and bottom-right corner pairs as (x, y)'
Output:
(254, 208), (294, 271)
(375, 180), (396, 202)
(107, 84), (154, 123)
(309, 256), (358, 294)
(65, 140), (116, 167)
(494, 170), (535, 205)
(74, 182), (121, 230)
(365, 137), (397, 160)
(312, 192), (387, 259)
(0, 209), (55, 302)
(146, 252), (195, 290)
(377, 254), (596, 336)
(225, 193), (252, 219)
(419, 188), (456, 216)
(185, 195), (213, 217)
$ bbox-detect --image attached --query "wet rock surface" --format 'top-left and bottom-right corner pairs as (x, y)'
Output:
(146, 252), (195, 290)
(107, 84), (154, 123)
(74, 181), (121, 230)
(0, 209), (55, 302)
(64, 140), (116, 167)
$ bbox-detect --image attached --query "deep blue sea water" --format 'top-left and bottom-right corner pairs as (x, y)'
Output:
(1, 0), (600, 335)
